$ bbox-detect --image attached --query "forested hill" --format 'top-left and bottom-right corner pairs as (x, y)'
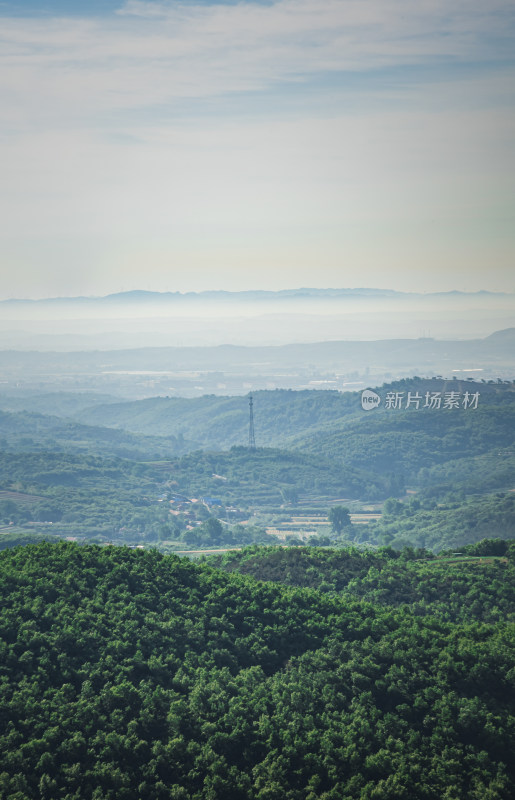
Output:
(1, 378), (514, 544)
(55, 377), (515, 452)
(1, 541), (515, 799)
(167, 446), (389, 504)
(72, 389), (359, 449)
(209, 540), (515, 623)
(0, 408), (189, 460)
(288, 402), (515, 476)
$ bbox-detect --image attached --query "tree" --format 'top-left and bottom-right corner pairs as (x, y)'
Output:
(328, 505), (351, 534)
(383, 497), (404, 516)
(200, 516), (224, 545)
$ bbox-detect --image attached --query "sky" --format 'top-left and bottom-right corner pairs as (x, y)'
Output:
(1, 0), (515, 299)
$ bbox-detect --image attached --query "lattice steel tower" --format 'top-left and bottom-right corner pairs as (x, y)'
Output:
(248, 394), (256, 449)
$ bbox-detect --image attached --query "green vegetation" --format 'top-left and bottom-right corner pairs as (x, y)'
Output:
(63, 379), (515, 460)
(1, 364), (514, 798)
(0, 452), (283, 549)
(1, 541), (514, 799)
(350, 493), (515, 552)
(168, 447), (386, 506)
(0, 451), (176, 542)
(328, 505), (351, 534)
(0, 379), (514, 553)
(73, 389), (361, 449)
(0, 408), (186, 460)
(289, 399), (515, 489)
(210, 540), (515, 624)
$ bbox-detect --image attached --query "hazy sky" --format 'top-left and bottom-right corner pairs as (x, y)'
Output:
(1, 0), (514, 299)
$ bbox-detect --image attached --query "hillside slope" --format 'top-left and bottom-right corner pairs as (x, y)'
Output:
(75, 389), (359, 449)
(1, 542), (514, 799)
(0, 409), (187, 460)
(210, 541), (515, 622)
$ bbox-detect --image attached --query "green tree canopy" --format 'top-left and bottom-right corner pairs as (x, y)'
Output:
(328, 505), (351, 534)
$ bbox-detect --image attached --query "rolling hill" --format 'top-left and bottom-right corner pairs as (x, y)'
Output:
(0, 540), (514, 799)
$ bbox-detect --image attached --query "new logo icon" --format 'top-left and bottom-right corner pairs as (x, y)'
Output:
(361, 389), (381, 410)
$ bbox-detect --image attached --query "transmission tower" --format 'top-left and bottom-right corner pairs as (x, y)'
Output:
(248, 394), (256, 449)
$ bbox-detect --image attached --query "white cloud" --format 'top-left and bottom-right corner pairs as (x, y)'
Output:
(1, 0), (513, 132)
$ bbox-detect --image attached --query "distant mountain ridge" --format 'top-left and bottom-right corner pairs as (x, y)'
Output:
(1, 287), (513, 304)
(2, 288), (513, 351)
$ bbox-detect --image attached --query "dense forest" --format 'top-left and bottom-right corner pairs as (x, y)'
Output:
(1, 540), (514, 799)
(209, 540), (515, 624)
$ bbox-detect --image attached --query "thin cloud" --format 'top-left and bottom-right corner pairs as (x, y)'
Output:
(1, 0), (513, 132)
(0, 0), (514, 297)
